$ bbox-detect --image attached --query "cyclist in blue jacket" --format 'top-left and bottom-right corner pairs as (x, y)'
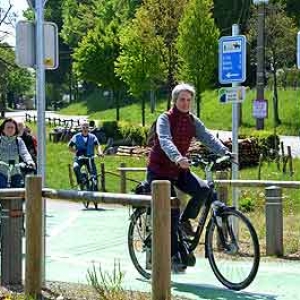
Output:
(68, 122), (103, 186)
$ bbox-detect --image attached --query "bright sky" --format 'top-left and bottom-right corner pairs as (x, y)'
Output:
(1, 0), (29, 46)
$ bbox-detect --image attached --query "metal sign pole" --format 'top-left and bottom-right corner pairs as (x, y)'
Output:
(231, 24), (240, 210)
(35, 0), (46, 283)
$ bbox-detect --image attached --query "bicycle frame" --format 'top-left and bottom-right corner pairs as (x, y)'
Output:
(182, 155), (234, 253)
(0, 161), (26, 188)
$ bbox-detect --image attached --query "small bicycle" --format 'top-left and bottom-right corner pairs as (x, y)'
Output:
(128, 154), (260, 291)
(0, 160), (35, 188)
(77, 155), (100, 210)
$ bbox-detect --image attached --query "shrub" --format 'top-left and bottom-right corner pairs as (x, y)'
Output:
(239, 197), (255, 213)
(119, 122), (148, 145)
(101, 120), (122, 140)
(97, 120), (148, 146)
(87, 260), (125, 300)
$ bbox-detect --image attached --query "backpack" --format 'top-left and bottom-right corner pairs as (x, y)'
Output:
(146, 112), (195, 147)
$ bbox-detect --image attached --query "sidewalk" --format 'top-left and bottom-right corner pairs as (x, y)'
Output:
(45, 200), (300, 300)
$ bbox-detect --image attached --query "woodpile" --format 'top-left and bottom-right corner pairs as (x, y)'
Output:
(188, 138), (260, 168)
(116, 146), (150, 157)
(113, 138), (260, 168)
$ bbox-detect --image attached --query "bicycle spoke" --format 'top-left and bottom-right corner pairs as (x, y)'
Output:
(207, 210), (260, 290)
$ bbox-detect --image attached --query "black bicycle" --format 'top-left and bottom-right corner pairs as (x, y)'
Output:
(128, 154), (260, 291)
(0, 160), (36, 250)
(77, 155), (100, 210)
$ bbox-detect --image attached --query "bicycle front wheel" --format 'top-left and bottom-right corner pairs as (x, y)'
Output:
(90, 179), (99, 210)
(206, 209), (260, 290)
(128, 208), (152, 279)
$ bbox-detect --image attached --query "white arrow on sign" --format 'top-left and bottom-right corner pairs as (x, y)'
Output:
(226, 72), (240, 78)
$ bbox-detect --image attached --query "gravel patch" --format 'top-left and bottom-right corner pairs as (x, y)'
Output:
(0, 281), (190, 300)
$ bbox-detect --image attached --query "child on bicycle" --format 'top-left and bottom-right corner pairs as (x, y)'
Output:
(0, 118), (35, 188)
(68, 121), (103, 187)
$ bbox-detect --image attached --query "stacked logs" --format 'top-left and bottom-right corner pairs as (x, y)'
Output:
(114, 138), (260, 168)
(188, 138), (260, 168)
(116, 146), (150, 157)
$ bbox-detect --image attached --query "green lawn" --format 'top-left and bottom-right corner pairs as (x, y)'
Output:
(45, 138), (300, 202)
(60, 88), (300, 135)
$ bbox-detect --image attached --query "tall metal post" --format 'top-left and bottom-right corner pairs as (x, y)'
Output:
(232, 24), (239, 210)
(256, 2), (266, 130)
(35, 0), (46, 283)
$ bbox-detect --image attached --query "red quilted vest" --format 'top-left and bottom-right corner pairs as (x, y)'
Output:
(147, 106), (196, 179)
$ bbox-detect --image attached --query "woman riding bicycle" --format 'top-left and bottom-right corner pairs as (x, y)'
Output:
(0, 118), (35, 188)
(146, 83), (232, 273)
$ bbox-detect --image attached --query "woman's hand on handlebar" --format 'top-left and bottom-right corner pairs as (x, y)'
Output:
(177, 157), (190, 169)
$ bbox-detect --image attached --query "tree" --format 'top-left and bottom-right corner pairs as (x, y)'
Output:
(213, 0), (251, 36)
(137, 0), (188, 109)
(116, 8), (166, 125)
(0, 44), (33, 115)
(61, 0), (97, 49)
(72, 0), (141, 120)
(177, 0), (219, 117)
(0, 0), (16, 43)
(44, 0), (73, 102)
(248, 4), (297, 126)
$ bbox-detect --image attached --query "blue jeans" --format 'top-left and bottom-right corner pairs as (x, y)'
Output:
(73, 158), (97, 185)
(0, 173), (23, 188)
(146, 168), (212, 257)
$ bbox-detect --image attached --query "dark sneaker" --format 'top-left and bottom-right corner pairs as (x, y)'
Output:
(180, 220), (195, 237)
(171, 254), (186, 274)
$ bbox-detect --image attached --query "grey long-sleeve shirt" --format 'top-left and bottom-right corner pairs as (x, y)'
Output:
(156, 112), (228, 163)
(0, 136), (34, 176)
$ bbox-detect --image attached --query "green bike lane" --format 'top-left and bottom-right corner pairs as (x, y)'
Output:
(45, 200), (300, 300)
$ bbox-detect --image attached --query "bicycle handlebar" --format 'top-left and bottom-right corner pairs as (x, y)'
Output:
(77, 155), (99, 160)
(190, 153), (238, 169)
(0, 161), (35, 170)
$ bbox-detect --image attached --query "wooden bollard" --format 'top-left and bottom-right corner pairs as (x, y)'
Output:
(265, 186), (283, 256)
(152, 180), (171, 300)
(25, 176), (43, 297)
(1, 198), (24, 286)
(120, 162), (127, 193)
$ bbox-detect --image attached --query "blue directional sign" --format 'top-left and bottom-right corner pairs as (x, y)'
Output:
(219, 35), (247, 84)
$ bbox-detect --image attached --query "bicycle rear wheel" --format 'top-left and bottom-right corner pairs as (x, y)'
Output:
(206, 209), (260, 290)
(128, 208), (152, 279)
